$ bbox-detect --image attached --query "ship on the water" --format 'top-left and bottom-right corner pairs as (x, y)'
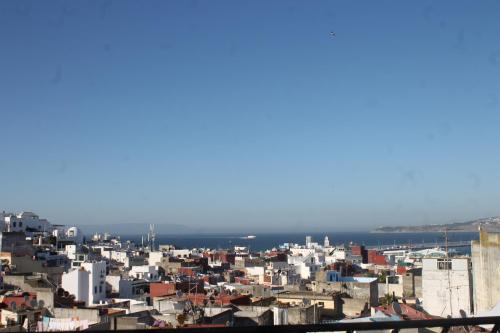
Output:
(242, 235), (256, 239)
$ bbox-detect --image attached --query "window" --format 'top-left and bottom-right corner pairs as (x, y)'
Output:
(13, 222), (16, 227)
(437, 259), (452, 270)
(94, 286), (97, 294)
(99, 286), (102, 293)
(19, 222), (22, 227)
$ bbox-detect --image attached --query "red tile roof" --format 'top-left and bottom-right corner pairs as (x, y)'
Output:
(375, 303), (435, 320)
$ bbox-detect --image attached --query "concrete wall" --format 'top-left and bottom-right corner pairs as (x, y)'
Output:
(234, 309), (273, 326)
(62, 268), (90, 305)
(472, 229), (500, 313)
(53, 308), (101, 325)
(2, 275), (55, 294)
(314, 280), (378, 306)
(422, 258), (473, 317)
(2, 275), (33, 292)
(402, 273), (415, 297)
(286, 305), (319, 324)
(36, 290), (55, 313)
(378, 283), (403, 298)
(342, 298), (370, 317)
(414, 276), (422, 298)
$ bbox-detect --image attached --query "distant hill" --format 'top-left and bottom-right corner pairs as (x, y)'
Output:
(78, 223), (192, 236)
(372, 217), (500, 233)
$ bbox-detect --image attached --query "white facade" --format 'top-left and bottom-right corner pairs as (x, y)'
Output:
(325, 247), (348, 264)
(170, 249), (190, 258)
(81, 261), (107, 305)
(119, 279), (149, 299)
(128, 265), (160, 281)
(110, 250), (129, 264)
(246, 266), (265, 284)
(148, 251), (165, 266)
(422, 257), (473, 317)
(305, 236), (312, 248)
(65, 244), (77, 260)
(324, 236), (330, 248)
(106, 275), (121, 294)
(3, 212), (51, 233)
(62, 268), (90, 305)
(296, 261), (321, 279)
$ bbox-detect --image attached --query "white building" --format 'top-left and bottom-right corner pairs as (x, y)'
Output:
(422, 257), (473, 317)
(82, 261), (107, 305)
(110, 250), (129, 264)
(246, 266), (266, 284)
(297, 261), (321, 280)
(119, 279), (150, 299)
(53, 226), (84, 244)
(169, 249), (191, 259)
(65, 244), (77, 260)
(128, 265), (160, 281)
(62, 268), (90, 305)
(324, 236), (330, 248)
(3, 212), (51, 233)
(62, 261), (107, 306)
(148, 251), (165, 266)
(305, 236), (312, 248)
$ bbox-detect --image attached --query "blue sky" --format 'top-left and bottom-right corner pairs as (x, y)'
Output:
(1, 1), (499, 232)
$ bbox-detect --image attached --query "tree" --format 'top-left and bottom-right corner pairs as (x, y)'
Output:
(380, 293), (395, 306)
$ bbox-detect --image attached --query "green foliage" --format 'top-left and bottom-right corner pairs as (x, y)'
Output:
(380, 293), (395, 306)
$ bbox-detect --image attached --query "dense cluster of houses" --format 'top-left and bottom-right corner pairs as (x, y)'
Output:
(0, 211), (498, 331)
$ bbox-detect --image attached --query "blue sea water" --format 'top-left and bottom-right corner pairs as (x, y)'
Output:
(121, 231), (479, 252)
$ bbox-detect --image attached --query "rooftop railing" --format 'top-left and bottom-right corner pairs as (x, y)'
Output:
(91, 316), (499, 333)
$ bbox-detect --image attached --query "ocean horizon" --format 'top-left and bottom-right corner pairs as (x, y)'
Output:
(118, 231), (479, 252)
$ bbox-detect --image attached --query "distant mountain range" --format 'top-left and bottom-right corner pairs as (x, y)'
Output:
(372, 217), (500, 233)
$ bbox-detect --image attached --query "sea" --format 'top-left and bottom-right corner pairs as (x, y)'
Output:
(121, 231), (479, 253)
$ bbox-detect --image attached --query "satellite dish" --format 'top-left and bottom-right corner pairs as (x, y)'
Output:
(391, 301), (402, 315)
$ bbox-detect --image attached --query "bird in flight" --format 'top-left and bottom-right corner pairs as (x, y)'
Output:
(330, 31), (336, 38)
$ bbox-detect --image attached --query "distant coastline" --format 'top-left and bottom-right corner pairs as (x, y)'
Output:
(371, 217), (500, 233)
(370, 229), (476, 234)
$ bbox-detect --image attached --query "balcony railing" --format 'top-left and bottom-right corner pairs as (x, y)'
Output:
(92, 316), (499, 333)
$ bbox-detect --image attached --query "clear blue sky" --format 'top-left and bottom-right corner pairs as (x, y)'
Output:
(1, 1), (500, 232)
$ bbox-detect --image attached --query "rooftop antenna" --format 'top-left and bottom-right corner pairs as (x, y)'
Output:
(149, 224), (156, 252)
(445, 228), (449, 258)
(444, 227), (453, 316)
